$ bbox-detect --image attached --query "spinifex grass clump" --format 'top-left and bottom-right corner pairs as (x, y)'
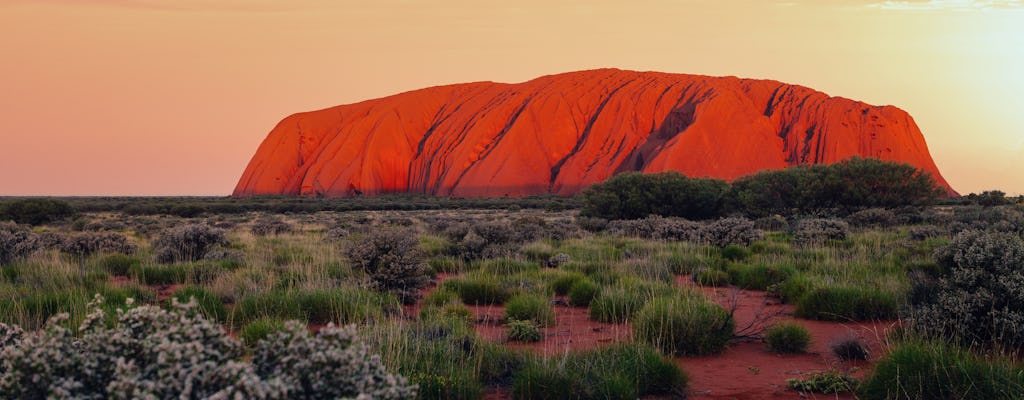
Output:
(795, 285), (898, 321)
(229, 288), (399, 327)
(589, 278), (674, 323)
(345, 228), (431, 304)
(727, 263), (794, 291)
(504, 293), (555, 326)
(171, 286), (227, 322)
(511, 343), (688, 400)
(442, 273), (511, 305)
(633, 292), (734, 356)
(860, 340), (1024, 400)
(506, 319), (543, 342)
(567, 278), (599, 306)
(764, 322), (811, 354)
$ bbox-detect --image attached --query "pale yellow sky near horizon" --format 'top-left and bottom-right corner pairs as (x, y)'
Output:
(0, 0), (1021, 195)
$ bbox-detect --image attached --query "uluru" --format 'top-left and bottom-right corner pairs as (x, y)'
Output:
(234, 69), (954, 198)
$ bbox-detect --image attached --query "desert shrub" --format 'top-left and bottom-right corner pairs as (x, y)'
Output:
(567, 279), (599, 306)
(787, 370), (859, 395)
(846, 208), (896, 228)
(727, 263), (794, 291)
(323, 226), (351, 242)
(575, 216), (609, 232)
(153, 223), (228, 263)
(753, 215), (789, 231)
(345, 228), (431, 304)
(580, 171), (728, 220)
(830, 334), (870, 361)
(0, 297), (415, 399)
(0, 222), (39, 265)
(0, 198), (75, 226)
(588, 279), (674, 323)
(764, 322), (811, 354)
(511, 343), (687, 400)
(700, 217), (761, 247)
(251, 216), (294, 236)
(60, 231), (137, 256)
(605, 215), (701, 241)
(693, 268), (730, 287)
(35, 231), (66, 250)
(506, 319), (543, 342)
(792, 218), (849, 246)
(633, 294), (734, 356)
(171, 285), (227, 322)
(908, 225), (942, 241)
(546, 252), (572, 267)
(795, 286), (898, 321)
(442, 274), (510, 305)
(719, 244), (751, 261)
(504, 293), (555, 326)
(860, 341), (1024, 400)
(910, 231), (1024, 349)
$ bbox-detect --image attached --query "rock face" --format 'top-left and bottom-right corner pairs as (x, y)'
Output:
(234, 69), (954, 197)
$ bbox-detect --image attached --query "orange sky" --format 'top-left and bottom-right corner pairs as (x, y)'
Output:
(1, 0), (1021, 196)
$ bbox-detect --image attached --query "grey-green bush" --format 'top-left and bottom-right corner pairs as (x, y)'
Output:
(152, 223), (228, 263)
(0, 222), (38, 265)
(345, 228), (431, 304)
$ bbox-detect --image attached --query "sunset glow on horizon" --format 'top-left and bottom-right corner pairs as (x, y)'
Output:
(1, 0), (1022, 196)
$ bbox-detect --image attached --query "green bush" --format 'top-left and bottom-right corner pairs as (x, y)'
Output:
(506, 319), (543, 342)
(511, 343), (687, 400)
(580, 171), (729, 220)
(764, 322), (811, 354)
(567, 279), (599, 307)
(548, 271), (585, 296)
(795, 286), (898, 321)
(860, 341), (1024, 400)
(633, 294), (734, 356)
(239, 317), (287, 346)
(504, 293), (555, 326)
(0, 198), (75, 226)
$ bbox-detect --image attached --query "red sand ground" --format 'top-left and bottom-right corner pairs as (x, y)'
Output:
(411, 274), (895, 399)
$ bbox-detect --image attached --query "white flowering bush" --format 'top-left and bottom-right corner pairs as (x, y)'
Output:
(0, 296), (415, 399)
(153, 223), (229, 263)
(0, 222), (39, 265)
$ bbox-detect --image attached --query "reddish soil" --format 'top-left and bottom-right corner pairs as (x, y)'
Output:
(412, 274), (896, 399)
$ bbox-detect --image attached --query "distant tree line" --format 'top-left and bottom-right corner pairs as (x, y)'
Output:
(580, 157), (948, 220)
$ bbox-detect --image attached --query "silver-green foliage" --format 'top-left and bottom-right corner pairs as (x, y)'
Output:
(0, 296), (415, 399)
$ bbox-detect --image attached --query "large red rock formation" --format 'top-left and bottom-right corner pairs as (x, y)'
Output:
(234, 69), (954, 197)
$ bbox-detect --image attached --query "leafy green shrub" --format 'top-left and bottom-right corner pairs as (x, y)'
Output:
(443, 274), (510, 305)
(694, 268), (730, 287)
(911, 231), (1024, 349)
(567, 279), (599, 306)
(345, 228), (431, 304)
(171, 285), (227, 322)
(787, 370), (859, 395)
(795, 286), (897, 321)
(860, 341), (1024, 400)
(152, 223), (228, 263)
(504, 293), (555, 326)
(240, 317), (287, 347)
(506, 319), (543, 342)
(0, 297), (415, 399)
(633, 294), (734, 356)
(727, 263), (794, 291)
(0, 198), (75, 226)
(511, 343), (687, 400)
(764, 322), (811, 354)
(580, 171), (728, 220)
(0, 222), (39, 265)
